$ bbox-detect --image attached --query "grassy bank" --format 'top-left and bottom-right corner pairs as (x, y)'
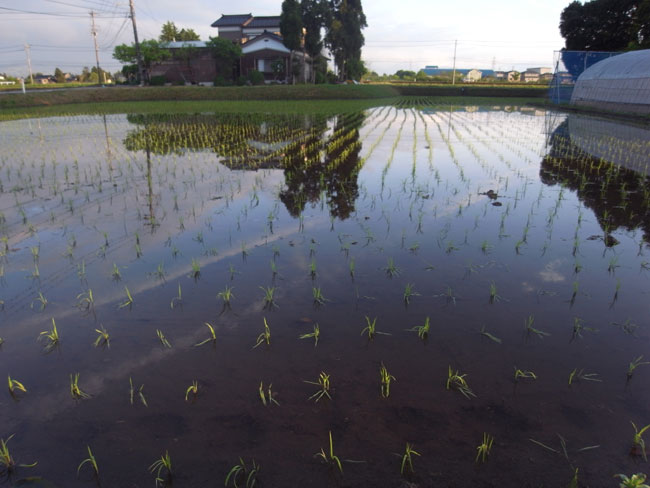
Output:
(0, 83), (548, 110)
(0, 96), (545, 121)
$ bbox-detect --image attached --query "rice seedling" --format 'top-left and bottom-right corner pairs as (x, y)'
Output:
(524, 315), (549, 339)
(406, 317), (430, 340)
(631, 422), (650, 461)
(403, 283), (420, 304)
(299, 323), (320, 347)
(76, 289), (94, 311)
(119, 286), (133, 309)
(612, 318), (638, 336)
(481, 240), (493, 254)
(30, 291), (48, 311)
(379, 362), (395, 398)
(627, 356), (650, 379)
(315, 431), (342, 473)
(305, 372), (332, 402)
(0, 434), (37, 475)
(615, 473), (650, 488)
(383, 257), (400, 277)
(185, 380), (198, 401)
(475, 433), (494, 463)
(349, 257), (355, 278)
(446, 366), (475, 399)
(260, 286), (278, 309)
(309, 259), (317, 279)
(568, 368), (601, 386)
(225, 458), (259, 488)
(253, 318), (271, 349)
(77, 445), (98, 478)
(488, 282), (502, 303)
(70, 373), (90, 399)
(38, 318), (60, 352)
(151, 262), (166, 281)
(149, 450), (172, 486)
(480, 325), (502, 344)
(259, 381), (280, 406)
(400, 443), (420, 475)
(111, 263), (122, 281)
(571, 317), (597, 341)
(514, 368), (537, 381)
(529, 434), (599, 460)
(217, 286), (235, 306)
(129, 377), (147, 407)
(7, 375), (27, 396)
(312, 287), (328, 306)
(93, 325), (110, 348)
(195, 322), (217, 347)
(229, 264), (239, 280)
(170, 283), (183, 309)
(156, 329), (172, 348)
(189, 258), (201, 279)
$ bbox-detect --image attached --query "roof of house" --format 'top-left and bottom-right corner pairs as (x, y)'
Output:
(161, 41), (207, 49)
(211, 14), (252, 28)
(241, 31), (289, 54)
(246, 16), (281, 28)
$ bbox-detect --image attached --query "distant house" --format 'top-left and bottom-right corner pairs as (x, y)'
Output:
(520, 71), (540, 83)
(463, 69), (482, 82)
(526, 67), (552, 75)
(494, 71), (508, 80)
(422, 66), (495, 80)
(506, 71), (520, 82)
(149, 13), (309, 84)
(34, 75), (54, 85)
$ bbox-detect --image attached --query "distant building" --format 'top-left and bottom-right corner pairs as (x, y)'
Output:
(421, 67), (495, 79)
(526, 67), (552, 75)
(520, 71), (540, 83)
(149, 13), (310, 84)
(463, 69), (483, 82)
(506, 71), (520, 82)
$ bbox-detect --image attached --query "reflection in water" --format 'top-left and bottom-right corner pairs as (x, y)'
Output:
(123, 112), (366, 220)
(541, 115), (650, 242)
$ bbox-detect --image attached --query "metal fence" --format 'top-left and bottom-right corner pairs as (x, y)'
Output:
(548, 50), (620, 104)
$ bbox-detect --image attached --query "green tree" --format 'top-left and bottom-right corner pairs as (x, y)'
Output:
(159, 21), (179, 42)
(178, 28), (200, 41)
(205, 37), (242, 82)
(416, 69), (430, 82)
(395, 70), (416, 80)
(324, 0), (367, 81)
(54, 67), (65, 83)
(281, 0), (303, 83)
(79, 66), (91, 82)
(301, 0), (328, 82)
(113, 39), (171, 83)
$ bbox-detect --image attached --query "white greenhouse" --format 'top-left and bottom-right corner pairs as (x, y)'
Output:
(571, 49), (650, 114)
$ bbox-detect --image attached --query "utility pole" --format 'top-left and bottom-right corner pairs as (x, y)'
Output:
(451, 40), (457, 86)
(24, 44), (34, 84)
(90, 11), (104, 84)
(128, 0), (146, 86)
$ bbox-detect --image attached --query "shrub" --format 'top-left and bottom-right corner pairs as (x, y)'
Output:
(149, 75), (166, 86)
(248, 70), (265, 85)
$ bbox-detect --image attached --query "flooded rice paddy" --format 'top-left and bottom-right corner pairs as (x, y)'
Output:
(0, 102), (650, 487)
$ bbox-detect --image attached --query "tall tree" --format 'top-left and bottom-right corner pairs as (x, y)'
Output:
(178, 28), (200, 41)
(159, 21), (179, 42)
(205, 37), (242, 82)
(113, 40), (171, 83)
(281, 0), (303, 83)
(559, 0), (646, 50)
(54, 67), (65, 83)
(324, 0), (367, 81)
(301, 0), (327, 82)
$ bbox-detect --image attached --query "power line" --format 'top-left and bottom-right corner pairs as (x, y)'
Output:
(0, 6), (123, 18)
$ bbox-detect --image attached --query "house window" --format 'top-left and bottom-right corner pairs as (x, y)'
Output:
(257, 59), (265, 72)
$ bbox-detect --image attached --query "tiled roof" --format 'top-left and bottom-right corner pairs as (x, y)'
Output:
(242, 31), (284, 46)
(246, 16), (281, 28)
(211, 14), (252, 28)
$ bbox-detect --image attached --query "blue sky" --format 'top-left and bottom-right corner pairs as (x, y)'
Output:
(0, 0), (568, 76)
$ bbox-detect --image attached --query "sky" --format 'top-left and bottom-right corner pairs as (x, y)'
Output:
(0, 0), (569, 77)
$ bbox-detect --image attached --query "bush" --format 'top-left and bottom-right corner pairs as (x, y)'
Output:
(150, 75), (166, 86)
(214, 75), (232, 86)
(248, 70), (264, 86)
(236, 75), (247, 86)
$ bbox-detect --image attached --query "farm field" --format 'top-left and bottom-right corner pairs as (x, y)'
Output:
(0, 100), (649, 487)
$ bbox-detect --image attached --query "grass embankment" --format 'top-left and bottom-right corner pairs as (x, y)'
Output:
(0, 81), (101, 92)
(0, 84), (548, 120)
